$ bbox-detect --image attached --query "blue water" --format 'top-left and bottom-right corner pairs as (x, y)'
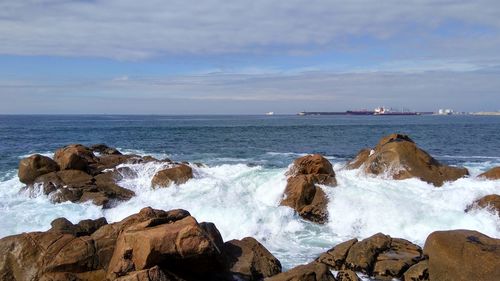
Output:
(0, 115), (499, 270)
(1, 115), (499, 172)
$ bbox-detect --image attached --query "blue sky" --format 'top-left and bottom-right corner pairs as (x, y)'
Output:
(1, 0), (500, 114)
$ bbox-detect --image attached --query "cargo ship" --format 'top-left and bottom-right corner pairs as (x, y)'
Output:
(298, 107), (422, 116)
(373, 107), (420, 115)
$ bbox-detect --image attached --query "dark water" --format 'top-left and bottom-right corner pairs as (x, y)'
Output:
(1, 115), (499, 173)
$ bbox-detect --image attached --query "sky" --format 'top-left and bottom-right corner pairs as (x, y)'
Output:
(1, 0), (500, 114)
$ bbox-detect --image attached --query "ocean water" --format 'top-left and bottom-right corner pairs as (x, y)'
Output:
(0, 115), (499, 271)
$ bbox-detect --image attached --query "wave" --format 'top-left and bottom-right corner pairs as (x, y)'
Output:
(0, 158), (498, 270)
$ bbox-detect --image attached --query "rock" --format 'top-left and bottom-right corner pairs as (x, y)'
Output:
(0, 207), (281, 281)
(115, 266), (172, 281)
(336, 270), (360, 281)
(91, 144), (122, 155)
(317, 238), (358, 270)
(344, 233), (391, 274)
(265, 262), (336, 281)
(281, 154), (336, 224)
(372, 238), (423, 279)
(106, 215), (223, 280)
(54, 144), (98, 172)
(151, 165), (193, 188)
(346, 134), (469, 186)
(345, 149), (371, 170)
(403, 260), (429, 281)
(465, 194), (500, 217)
(224, 237), (282, 280)
(478, 167), (500, 180)
(95, 154), (136, 171)
(424, 229), (500, 281)
(18, 154), (59, 184)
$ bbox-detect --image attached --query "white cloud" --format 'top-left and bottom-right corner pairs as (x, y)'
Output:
(0, 0), (499, 60)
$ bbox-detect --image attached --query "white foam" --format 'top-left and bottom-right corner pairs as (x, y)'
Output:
(0, 159), (498, 271)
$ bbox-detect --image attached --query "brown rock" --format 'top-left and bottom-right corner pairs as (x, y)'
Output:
(224, 237), (282, 280)
(424, 229), (500, 281)
(151, 165), (193, 188)
(403, 260), (429, 281)
(265, 262), (336, 281)
(479, 167), (500, 180)
(336, 270), (360, 281)
(345, 149), (371, 170)
(57, 170), (94, 186)
(91, 144), (122, 155)
(372, 238), (422, 279)
(107, 215), (223, 280)
(465, 194), (500, 217)
(54, 144), (98, 172)
(115, 266), (172, 281)
(281, 154), (336, 224)
(318, 238), (358, 270)
(18, 154), (59, 184)
(347, 134), (469, 186)
(344, 233), (391, 274)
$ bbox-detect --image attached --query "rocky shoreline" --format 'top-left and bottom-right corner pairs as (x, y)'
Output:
(5, 133), (500, 280)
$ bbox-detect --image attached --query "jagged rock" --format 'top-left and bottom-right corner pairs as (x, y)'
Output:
(224, 237), (282, 280)
(54, 144), (99, 173)
(49, 217), (108, 237)
(317, 238), (358, 270)
(372, 238), (423, 280)
(346, 134), (469, 186)
(0, 207), (281, 281)
(115, 266), (172, 281)
(18, 154), (59, 184)
(265, 262), (336, 281)
(336, 270), (360, 281)
(91, 144), (122, 155)
(424, 229), (500, 281)
(151, 165), (193, 188)
(479, 167), (500, 180)
(344, 233), (392, 274)
(281, 154), (336, 224)
(465, 194), (500, 217)
(403, 260), (429, 281)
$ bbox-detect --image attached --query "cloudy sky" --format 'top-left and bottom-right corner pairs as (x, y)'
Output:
(1, 0), (499, 114)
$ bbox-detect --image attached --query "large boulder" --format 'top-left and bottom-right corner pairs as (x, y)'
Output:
(54, 144), (98, 173)
(224, 237), (282, 280)
(346, 134), (469, 186)
(424, 230), (500, 281)
(403, 260), (429, 281)
(0, 207), (281, 281)
(318, 233), (423, 280)
(479, 167), (500, 180)
(465, 194), (500, 217)
(280, 154), (336, 224)
(91, 144), (122, 155)
(151, 164), (193, 188)
(265, 262), (336, 281)
(18, 154), (59, 184)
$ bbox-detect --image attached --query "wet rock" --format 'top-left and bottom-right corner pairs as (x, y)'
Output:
(478, 166), (500, 180)
(0, 207), (281, 281)
(317, 238), (358, 270)
(54, 144), (98, 173)
(344, 233), (392, 274)
(465, 194), (500, 217)
(265, 262), (336, 281)
(345, 148), (371, 170)
(424, 229), (500, 281)
(336, 270), (360, 281)
(18, 154), (59, 184)
(151, 164), (193, 188)
(224, 237), (282, 280)
(281, 154), (336, 224)
(346, 134), (469, 186)
(372, 238), (422, 280)
(403, 260), (429, 281)
(91, 144), (122, 155)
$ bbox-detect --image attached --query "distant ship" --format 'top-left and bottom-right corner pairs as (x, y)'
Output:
(265, 112), (275, 116)
(346, 110), (375, 115)
(373, 107), (420, 116)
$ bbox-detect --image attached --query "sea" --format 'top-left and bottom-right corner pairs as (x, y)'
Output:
(0, 114), (499, 272)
